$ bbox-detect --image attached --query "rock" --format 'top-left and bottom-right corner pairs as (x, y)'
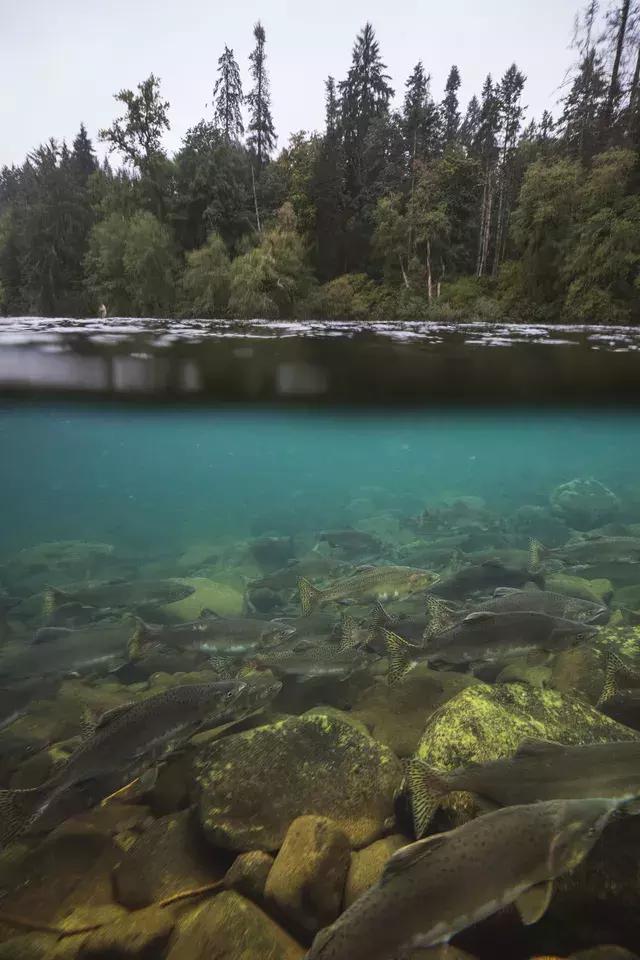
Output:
(224, 851), (274, 902)
(161, 578), (244, 620)
(265, 816), (350, 934)
(175, 544), (219, 572)
(78, 905), (175, 958)
(497, 659), (552, 688)
(344, 834), (408, 907)
(552, 646), (604, 702)
(113, 811), (226, 909)
(615, 584), (640, 609)
(352, 669), (481, 757)
(550, 479), (620, 530)
(303, 706), (370, 737)
(0, 933), (77, 960)
(510, 504), (570, 546)
(147, 752), (191, 815)
(194, 714), (402, 851)
(415, 682), (639, 824)
(165, 890), (304, 960)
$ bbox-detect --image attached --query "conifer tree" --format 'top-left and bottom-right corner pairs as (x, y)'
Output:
(491, 63), (526, 274)
(441, 65), (462, 144)
(403, 62), (441, 162)
(246, 22), (276, 166)
(213, 46), (244, 141)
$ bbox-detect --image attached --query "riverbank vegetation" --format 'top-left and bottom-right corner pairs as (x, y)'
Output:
(1, 3), (640, 323)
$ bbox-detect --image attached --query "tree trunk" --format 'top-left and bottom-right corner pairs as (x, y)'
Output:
(606, 0), (631, 126)
(476, 171), (489, 277)
(629, 41), (640, 109)
(477, 171), (493, 278)
(399, 255), (410, 289)
(251, 164), (261, 234)
(426, 239), (433, 303)
(492, 169), (506, 277)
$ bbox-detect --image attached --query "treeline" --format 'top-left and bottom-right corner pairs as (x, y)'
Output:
(1, 4), (640, 323)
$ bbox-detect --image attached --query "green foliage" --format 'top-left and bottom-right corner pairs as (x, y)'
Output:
(181, 233), (231, 317)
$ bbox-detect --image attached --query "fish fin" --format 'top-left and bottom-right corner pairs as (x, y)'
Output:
(515, 879), (554, 925)
(463, 611), (495, 624)
(101, 766), (158, 806)
(298, 577), (321, 616)
(409, 759), (450, 838)
(93, 701), (136, 731)
(372, 600), (393, 628)
(528, 539), (547, 571)
(384, 630), (415, 687)
(127, 617), (153, 661)
(43, 586), (70, 617)
(424, 596), (455, 639)
(209, 657), (235, 679)
(514, 738), (565, 758)
(381, 835), (449, 884)
(493, 587), (519, 597)
(309, 926), (335, 955)
(354, 564), (375, 573)
(199, 608), (221, 619)
(339, 616), (360, 651)
(0, 786), (47, 846)
(597, 649), (636, 706)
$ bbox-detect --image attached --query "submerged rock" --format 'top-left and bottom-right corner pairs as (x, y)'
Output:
(165, 890), (304, 960)
(550, 479), (620, 530)
(344, 834), (408, 907)
(265, 815), (350, 934)
(78, 905), (175, 958)
(161, 577), (244, 619)
(113, 810), (226, 909)
(193, 714), (402, 851)
(415, 682), (639, 824)
(224, 851), (274, 902)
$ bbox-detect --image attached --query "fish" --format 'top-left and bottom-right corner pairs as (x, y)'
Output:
(250, 555), (349, 592)
(136, 612), (294, 658)
(410, 738), (640, 837)
(430, 559), (544, 601)
(531, 536), (640, 567)
(0, 679), (248, 845)
(0, 677), (60, 730)
(318, 530), (384, 556)
(250, 627), (372, 681)
(474, 587), (609, 624)
(305, 798), (623, 960)
(597, 649), (640, 706)
(0, 619), (147, 681)
(385, 611), (596, 683)
(42, 579), (195, 616)
(298, 565), (439, 615)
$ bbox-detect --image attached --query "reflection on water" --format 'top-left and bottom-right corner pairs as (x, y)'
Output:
(0, 325), (640, 959)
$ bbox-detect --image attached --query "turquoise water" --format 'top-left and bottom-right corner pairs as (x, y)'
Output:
(2, 403), (640, 555)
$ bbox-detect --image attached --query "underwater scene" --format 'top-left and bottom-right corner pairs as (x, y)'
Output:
(3, 347), (640, 959)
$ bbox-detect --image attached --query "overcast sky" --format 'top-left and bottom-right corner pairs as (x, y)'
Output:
(2, 0), (584, 168)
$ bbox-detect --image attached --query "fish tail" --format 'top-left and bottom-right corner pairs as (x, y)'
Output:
(298, 578), (322, 615)
(42, 586), (69, 617)
(597, 648), (638, 706)
(127, 617), (154, 661)
(339, 615), (360, 652)
(528, 539), (547, 572)
(409, 759), (450, 839)
(0, 786), (46, 847)
(371, 600), (393, 629)
(384, 629), (414, 687)
(424, 595), (455, 640)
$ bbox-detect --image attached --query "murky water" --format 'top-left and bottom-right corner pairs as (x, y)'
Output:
(1, 319), (640, 960)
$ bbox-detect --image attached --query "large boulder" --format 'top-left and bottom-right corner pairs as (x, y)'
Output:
(265, 816), (350, 935)
(161, 577), (244, 619)
(165, 890), (304, 960)
(550, 479), (620, 530)
(344, 834), (408, 907)
(224, 851), (273, 902)
(193, 714), (402, 851)
(113, 810), (226, 909)
(78, 905), (175, 958)
(415, 682), (639, 824)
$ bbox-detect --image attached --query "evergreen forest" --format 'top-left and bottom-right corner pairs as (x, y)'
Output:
(2, 3), (640, 323)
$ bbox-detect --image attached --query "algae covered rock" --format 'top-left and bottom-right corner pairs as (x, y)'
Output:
(550, 479), (620, 530)
(194, 714), (402, 851)
(352, 668), (480, 757)
(161, 577), (244, 619)
(78, 905), (175, 958)
(415, 682), (638, 823)
(113, 810), (225, 909)
(165, 890), (304, 960)
(344, 834), (408, 907)
(265, 816), (350, 934)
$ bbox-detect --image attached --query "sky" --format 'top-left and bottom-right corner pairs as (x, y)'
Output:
(2, 0), (585, 169)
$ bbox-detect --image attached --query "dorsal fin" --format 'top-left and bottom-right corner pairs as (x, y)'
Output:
(493, 587), (520, 597)
(514, 738), (565, 758)
(93, 701), (136, 732)
(381, 835), (449, 884)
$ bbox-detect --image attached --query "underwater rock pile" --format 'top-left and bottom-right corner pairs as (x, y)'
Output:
(1, 477), (640, 959)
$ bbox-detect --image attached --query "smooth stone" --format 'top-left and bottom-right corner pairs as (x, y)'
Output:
(162, 578), (244, 619)
(78, 905), (175, 958)
(344, 834), (408, 907)
(224, 851), (274, 902)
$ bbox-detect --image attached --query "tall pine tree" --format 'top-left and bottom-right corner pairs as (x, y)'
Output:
(441, 65), (462, 145)
(491, 63), (526, 274)
(246, 22), (276, 166)
(213, 46), (244, 141)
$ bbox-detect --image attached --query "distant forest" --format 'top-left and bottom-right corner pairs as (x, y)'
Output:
(2, 2), (640, 323)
